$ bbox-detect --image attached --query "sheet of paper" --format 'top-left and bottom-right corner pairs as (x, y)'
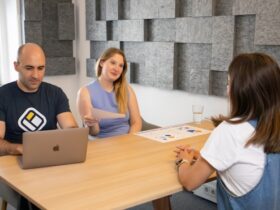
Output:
(135, 124), (211, 143)
(91, 107), (125, 120)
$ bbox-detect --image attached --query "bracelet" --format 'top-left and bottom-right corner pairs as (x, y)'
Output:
(176, 159), (190, 169)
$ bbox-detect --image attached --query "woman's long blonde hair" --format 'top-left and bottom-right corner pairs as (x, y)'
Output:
(95, 48), (128, 114)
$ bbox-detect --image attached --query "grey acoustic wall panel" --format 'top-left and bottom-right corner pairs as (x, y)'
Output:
(90, 41), (107, 59)
(215, 0), (233, 16)
(144, 42), (176, 89)
(178, 68), (210, 94)
(177, 43), (211, 94)
(90, 41), (121, 59)
(24, 21), (42, 45)
(106, 0), (119, 20)
(43, 40), (73, 57)
(130, 0), (177, 19)
(256, 0), (279, 15)
(107, 21), (118, 40)
(255, 0), (280, 45)
(254, 14), (280, 45)
(46, 57), (75, 75)
(188, 69), (210, 95)
(42, 1), (59, 40)
(122, 42), (147, 64)
(117, 20), (146, 42)
(177, 0), (192, 17)
(86, 0), (280, 97)
(97, 0), (107, 20)
(123, 42), (176, 89)
(126, 62), (134, 83)
(147, 19), (176, 42)
(233, 0), (257, 15)
(119, 0), (131, 19)
(192, 0), (215, 17)
(210, 70), (227, 96)
(211, 16), (234, 71)
(24, 0), (42, 21)
(86, 58), (97, 77)
(176, 17), (212, 43)
(87, 21), (107, 41)
(212, 16), (235, 44)
(107, 41), (121, 49)
(185, 44), (212, 69)
(58, 3), (75, 40)
(235, 15), (255, 55)
(131, 63), (145, 84)
(87, 0), (106, 21)
(86, 0), (97, 24)
(23, 0), (75, 76)
(255, 45), (280, 65)
(211, 43), (234, 71)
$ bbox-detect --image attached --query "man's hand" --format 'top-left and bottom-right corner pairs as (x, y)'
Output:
(0, 141), (23, 156)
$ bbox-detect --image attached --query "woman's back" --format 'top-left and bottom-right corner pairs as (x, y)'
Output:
(217, 149), (280, 210)
(201, 120), (266, 196)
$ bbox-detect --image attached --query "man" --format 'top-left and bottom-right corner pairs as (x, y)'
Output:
(0, 43), (78, 209)
(0, 43), (77, 155)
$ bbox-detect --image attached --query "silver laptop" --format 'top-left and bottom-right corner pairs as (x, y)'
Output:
(19, 127), (89, 169)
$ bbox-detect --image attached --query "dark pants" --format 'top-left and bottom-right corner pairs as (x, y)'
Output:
(19, 196), (40, 210)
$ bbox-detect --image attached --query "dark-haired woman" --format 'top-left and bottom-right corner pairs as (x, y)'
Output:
(175, 53), (280, 210)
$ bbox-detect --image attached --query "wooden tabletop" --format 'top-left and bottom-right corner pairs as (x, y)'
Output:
(0, 120), (215, 210)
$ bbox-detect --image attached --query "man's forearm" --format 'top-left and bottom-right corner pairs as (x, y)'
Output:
(0, 139), (22, 156)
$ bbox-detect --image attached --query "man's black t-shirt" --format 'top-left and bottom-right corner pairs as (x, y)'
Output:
(0, 81), (70, 143)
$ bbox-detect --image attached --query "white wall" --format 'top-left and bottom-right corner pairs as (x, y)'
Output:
(45, 0), (228, 127)
(0, 0), (21, 84)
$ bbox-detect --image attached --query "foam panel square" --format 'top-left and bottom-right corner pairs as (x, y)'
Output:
(46, 57), (75, 76)
(58, 3), (75, 40)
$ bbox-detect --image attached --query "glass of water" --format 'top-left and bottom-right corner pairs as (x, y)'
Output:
(192, 105), (204, 124)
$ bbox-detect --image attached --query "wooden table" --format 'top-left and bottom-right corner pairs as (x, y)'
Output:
(0, 121), (215, 210)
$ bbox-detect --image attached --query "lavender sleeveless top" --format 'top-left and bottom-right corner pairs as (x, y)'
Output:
(86, 80), (130, 138)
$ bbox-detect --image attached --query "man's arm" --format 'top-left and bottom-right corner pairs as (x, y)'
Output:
(57, 112), (78, 129)
(0, 121), (22, 156)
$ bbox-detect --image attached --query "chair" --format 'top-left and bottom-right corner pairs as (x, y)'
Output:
(141, 117), (160, 131)
(0, 180), (20, 210)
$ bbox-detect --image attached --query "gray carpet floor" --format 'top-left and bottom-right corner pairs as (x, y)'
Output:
(128, 191), (217, 210)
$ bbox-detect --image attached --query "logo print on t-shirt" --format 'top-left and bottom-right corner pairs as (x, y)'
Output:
(18, 107), (47, 131)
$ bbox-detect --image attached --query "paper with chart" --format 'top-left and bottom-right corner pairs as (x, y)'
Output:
(91, 107), (125, 120)
(136, 124), (211, 143)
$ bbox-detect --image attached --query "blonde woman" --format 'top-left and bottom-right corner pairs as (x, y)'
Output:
(77, 48), (141, 138)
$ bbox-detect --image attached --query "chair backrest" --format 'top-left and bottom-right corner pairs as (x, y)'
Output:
(141, 117), (160, 131)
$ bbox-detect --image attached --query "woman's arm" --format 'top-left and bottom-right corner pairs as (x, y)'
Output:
(175, 145), (215, 191)
(77, 87), (100, 136)
(127, 85), (142, 133)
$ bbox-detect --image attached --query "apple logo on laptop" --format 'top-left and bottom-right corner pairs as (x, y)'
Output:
(53, 145), (60, 151)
